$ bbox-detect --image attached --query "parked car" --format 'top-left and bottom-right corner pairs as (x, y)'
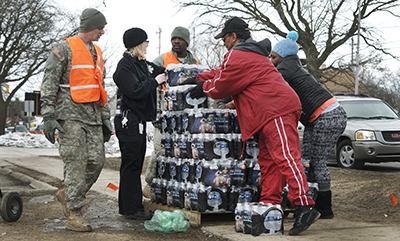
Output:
(5, 127), (14, 134)
(14, 125), (28, 133)
(36, 124), (44, 135)
(30, 124), (44, 134)
(299, 93), (400, 169)
(334, 93), (400, 168)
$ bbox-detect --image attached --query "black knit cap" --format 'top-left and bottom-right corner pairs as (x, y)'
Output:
(123, 28), (148, 49)
(214, 17), (249, 39)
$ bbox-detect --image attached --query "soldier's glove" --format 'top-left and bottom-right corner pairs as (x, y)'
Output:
(189, 81), (206, 99)
(150, 63), (166, 78)
(102, 119), (112, 143)
(180, 77), (197, 85)
(43, 114), (64, 144)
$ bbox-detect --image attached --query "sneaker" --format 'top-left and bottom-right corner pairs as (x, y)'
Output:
(289, 206), (320, 235)
(124, 211), (153, 220)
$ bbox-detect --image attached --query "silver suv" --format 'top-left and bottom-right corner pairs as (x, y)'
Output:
(333, 93), (400, 168)
(298, 93), (400, 169)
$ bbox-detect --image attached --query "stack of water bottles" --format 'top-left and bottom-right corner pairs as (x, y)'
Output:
(235, 202), (284, 236)
(149, 64), (262, 213)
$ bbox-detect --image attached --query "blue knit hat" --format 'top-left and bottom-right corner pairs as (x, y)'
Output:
(272, 31), (299, 58)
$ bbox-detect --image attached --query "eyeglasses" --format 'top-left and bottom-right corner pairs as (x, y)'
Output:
(222, 34), (231, 43)
(145, 40), (149, 44)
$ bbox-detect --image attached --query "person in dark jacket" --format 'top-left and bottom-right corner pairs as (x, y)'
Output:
(270, 31), (347, 219)
(185, 17), (320, 236)
(113, 27), (166, 220)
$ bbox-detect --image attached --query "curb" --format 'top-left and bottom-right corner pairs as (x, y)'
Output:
(0, 167), (58, 196)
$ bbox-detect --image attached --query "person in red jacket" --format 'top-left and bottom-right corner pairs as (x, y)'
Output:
(185, 17), (320, 235)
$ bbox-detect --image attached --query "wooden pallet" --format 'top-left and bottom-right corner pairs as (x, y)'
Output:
(143, 199), (234, 226)
(143, 199), (295, 226)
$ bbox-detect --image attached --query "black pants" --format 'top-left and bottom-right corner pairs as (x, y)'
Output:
(118, 134), (147, 216)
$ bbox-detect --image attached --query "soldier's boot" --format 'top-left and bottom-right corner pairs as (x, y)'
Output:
(55, 187), (70, 218)
(66, 208), (92, 232)
(142, 184), (151, 199)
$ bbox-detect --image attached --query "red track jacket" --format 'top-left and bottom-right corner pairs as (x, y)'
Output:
(197, 38), (301, 141)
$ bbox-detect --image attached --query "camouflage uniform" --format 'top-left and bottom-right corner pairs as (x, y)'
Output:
(41, 39), (110, 210)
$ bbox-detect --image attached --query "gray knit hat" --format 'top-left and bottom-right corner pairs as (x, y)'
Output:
(79, 8), (107, 33)
(171, 26), (190, 45)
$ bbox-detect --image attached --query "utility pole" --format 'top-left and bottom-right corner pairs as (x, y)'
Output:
(156, 27), (162, 56)
(355, 1), (361, 94)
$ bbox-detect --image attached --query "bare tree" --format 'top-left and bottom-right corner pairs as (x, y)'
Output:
(174, 0), (400, 83)
(0, 0), (77, 135)
(191, 34), (226, 69)
(360, 67), (400, 112)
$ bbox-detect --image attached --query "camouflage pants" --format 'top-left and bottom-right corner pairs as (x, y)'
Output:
(58, 120), (105, 210)
(302, 105), (347, 191)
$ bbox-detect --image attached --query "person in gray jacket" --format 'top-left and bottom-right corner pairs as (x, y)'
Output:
(270, 31), (347, 219)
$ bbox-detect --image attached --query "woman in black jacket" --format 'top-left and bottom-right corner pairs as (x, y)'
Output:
(113, 27), (166, 220)
(270, 31), (347, 219)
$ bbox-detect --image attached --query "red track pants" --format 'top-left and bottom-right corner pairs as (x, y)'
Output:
(257, 111), (314, 207)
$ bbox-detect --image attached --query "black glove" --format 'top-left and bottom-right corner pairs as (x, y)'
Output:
(150, 63), (166, 78)
(102, 119), (112, 143)
(189, 81), (206, 99)
(180, 76), (197, 85)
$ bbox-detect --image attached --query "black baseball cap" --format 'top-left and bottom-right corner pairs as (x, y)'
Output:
(214, 17), (249, 39)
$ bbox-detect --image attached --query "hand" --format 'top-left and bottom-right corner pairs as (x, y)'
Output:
(102, 119), (112, 143)
(155, 73), (166, 85)
(179, 77), (196, 85)
(189, 81), (206, 99)
(43, 117), (64, 144)
(221, 101), (235, 109)
(150, 64), (166, 78)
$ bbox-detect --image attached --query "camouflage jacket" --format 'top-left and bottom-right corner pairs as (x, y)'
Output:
(41, 38), (110, 125)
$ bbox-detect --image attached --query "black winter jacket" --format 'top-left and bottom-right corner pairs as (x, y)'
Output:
(275, 55), (333, 126)
(113, 53), (159, 141)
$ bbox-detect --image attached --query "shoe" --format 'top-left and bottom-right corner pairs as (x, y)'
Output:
(289, 206), (320, 235)
(124, 211), (153, 220)
(55, 188), (70, 218)
(66, 208), (92, 232)
(143, 184), (151, 199)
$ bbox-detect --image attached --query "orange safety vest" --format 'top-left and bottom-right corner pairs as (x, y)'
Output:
(66, 36), (107, 106)
(162, 51), (199, 68)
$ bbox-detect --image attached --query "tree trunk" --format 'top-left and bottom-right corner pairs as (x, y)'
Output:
(0, 100), (8, 135)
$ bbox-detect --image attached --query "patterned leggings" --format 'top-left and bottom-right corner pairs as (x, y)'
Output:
(302, 105), (347, 191)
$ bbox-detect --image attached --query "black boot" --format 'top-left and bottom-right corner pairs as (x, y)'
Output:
(289, 206), (320, 235)
(315, 190), (334, 219)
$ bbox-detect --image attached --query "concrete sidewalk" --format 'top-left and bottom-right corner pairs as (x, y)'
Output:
(1, 146), (399, 240)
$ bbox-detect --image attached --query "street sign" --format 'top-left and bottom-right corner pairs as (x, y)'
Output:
(24, 100), (34, 113)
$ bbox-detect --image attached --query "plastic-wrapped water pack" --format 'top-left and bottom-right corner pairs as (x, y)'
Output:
(144, 209), (190, 233)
